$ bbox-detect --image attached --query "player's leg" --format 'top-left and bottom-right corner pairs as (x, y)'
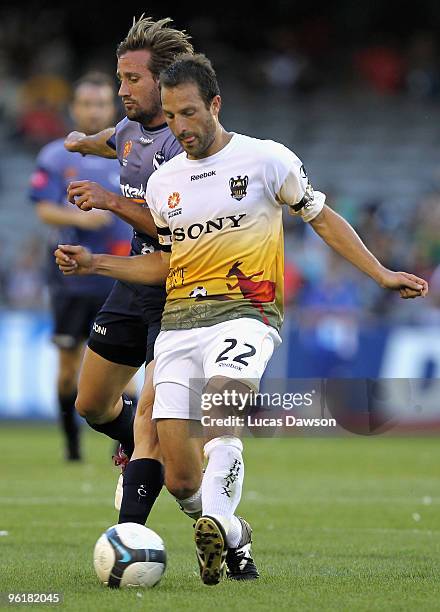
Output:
(117, 359), (165, 525)
(56, 344), (84, 461)
(75, 282), (149, 456)
(50, 292), (92, 461)
(156, 415), (204, 503)
(196, 318), (282, 581)
(151, 327), (205, 509)
(197, 376), (258, 581)
(156, 413), (226, 585)
(152, 329), (223, 583)
(75, 346), (139, 455)
(116, 318), (167, 525)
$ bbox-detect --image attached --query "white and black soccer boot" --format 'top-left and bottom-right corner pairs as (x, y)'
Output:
(226, 517), (259, 580)
(194, 515), (227, 586)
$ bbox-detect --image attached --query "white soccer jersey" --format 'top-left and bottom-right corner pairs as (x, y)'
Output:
(146, 133), (325, 330)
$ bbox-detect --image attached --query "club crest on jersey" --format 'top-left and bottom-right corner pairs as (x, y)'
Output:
(229, 175), (248, 201)
(122, 140), (133, 166)
(153, 151), (166, 171)
(168, 192), (181, 209)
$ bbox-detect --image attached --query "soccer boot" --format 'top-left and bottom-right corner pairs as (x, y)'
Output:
(194, 515), (227, 586)
(226, 517), (259, 580)
(112, 444), (130, 511)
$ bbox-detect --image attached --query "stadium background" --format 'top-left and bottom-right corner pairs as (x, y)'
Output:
(0, 1), (439, 421)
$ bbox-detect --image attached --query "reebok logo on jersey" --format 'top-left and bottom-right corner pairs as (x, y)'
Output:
(139, 136), (154, 145)
(191, 170), (216, 181)
(173, 214), (246, 241)
(120, 183), (146, 199)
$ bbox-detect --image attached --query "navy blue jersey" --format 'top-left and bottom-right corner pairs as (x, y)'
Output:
(104, 118), (181, 312)
(109, 117), (182, 256)
(29, 139), (132, 297)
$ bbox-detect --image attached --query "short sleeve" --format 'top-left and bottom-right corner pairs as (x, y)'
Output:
(264, 141), (325, 222)
(29, 144), (65, 204)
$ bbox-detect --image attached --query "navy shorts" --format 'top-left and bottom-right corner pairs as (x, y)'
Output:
(88, 280), (164, 368)
(50, 292), (106, 350)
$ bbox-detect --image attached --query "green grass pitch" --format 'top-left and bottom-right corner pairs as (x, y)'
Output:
(0, 424), (439, 611)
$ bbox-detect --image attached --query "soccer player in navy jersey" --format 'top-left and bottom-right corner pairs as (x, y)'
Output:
(30, 72), (132, 461)
(63, 16), (193, 524)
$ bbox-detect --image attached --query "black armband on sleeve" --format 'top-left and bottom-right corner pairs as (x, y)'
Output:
(156, 226), (172, 252)
(289, 182), (314, 212)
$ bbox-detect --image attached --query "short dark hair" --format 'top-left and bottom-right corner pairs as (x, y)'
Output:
(159, 53), (220, 108)
(73, 71), (116, 94)
(117, 14), (194, 79)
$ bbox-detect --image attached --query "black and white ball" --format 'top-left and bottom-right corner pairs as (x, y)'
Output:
(189, 286), (208, 298)
(93, 523), (166, 588)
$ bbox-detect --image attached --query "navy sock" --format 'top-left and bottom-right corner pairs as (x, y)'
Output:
(118, 458), (164, 525)
(58, 391), (80, 460)
(87, 394), (135, 457)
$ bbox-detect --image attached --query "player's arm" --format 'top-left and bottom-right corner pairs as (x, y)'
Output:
(274, 154), (428, 300)
(64, 128), (117, 159)
(54, 245), (170, 284)
(310, 205), (428, 298)
(67, 182), (158, 238)
(35, 200), (112, 230)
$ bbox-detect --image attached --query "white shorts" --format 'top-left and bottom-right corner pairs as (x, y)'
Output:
(152, 317), (282, 420)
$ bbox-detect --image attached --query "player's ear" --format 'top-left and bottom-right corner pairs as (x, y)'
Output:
(211, 95), (221, 116)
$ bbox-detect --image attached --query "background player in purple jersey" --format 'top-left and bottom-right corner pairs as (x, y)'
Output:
(30, 72), (132, 461)
(62, 16), (193, 524)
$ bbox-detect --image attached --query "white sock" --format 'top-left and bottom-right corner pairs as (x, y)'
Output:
(227, 515), (243, 548)
(202, 436), (244, 535)
(176, 485), (202, 519)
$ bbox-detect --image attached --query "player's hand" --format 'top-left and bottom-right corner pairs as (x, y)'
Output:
(75, 210), (112, 230)
(64, 131), (87, 153)
(54, 244), (94, 275)
(67, 180), (115, 211)
(379, 269), (429, 299)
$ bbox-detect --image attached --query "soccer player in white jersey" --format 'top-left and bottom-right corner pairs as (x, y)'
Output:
(55, 54), (429, 585)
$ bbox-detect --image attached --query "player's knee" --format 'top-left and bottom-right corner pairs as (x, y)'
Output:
(165, 472), (200, 500)
(74, 395), (90, 418)
(74, 393), (104, 420)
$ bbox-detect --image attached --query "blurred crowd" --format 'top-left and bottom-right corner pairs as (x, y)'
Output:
(0, 6), (439, 324)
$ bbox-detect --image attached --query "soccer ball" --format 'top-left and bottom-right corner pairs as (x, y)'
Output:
(93, 523), (166, 588)
(189, 286), (208, 298)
